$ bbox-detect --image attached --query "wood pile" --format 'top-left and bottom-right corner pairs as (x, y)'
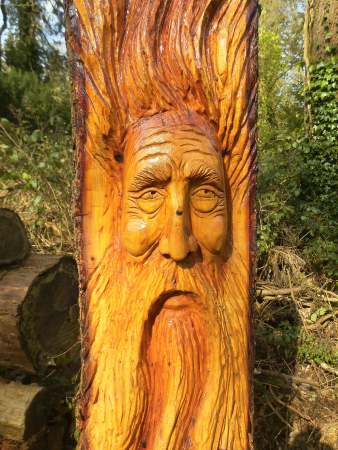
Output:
(0, 209), (30, 266)
(0, 209), (80, 450)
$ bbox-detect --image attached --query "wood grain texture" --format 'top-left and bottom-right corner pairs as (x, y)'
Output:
(66, 1), (258, 448)
(0, 255), (79, 381)
(0, 378), (45, 442)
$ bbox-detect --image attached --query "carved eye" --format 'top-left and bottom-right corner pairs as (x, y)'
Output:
(191, 187), (219, 213)
(137, 189), (164, 214)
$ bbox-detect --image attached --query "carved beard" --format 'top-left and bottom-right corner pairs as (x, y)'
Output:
(79, 248), (250, 450)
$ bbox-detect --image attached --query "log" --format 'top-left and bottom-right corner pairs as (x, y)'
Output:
(0, 378), (47, 443)
(67, 0), (258, 448)
(0, 209), (30, 267)
(0, 378), (69, 450)
(0, 254), (80, 383)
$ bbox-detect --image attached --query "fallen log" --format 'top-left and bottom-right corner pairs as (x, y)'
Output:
(0, 254), (80, 384)
(0, 378), (47, 443)
(0, 209), (30, 267)
(0, 378), (69, 449)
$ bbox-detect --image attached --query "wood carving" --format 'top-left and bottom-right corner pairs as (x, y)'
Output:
(66, 0), (258, 448)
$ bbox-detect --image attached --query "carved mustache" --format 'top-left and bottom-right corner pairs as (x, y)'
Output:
(123, 254), (225, 300)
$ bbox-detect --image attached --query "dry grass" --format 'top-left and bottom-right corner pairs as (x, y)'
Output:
(0, 181), (73, 254)
(0, 122), (74, 254)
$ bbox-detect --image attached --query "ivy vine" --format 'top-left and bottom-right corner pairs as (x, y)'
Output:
(300, 58), (338, 278)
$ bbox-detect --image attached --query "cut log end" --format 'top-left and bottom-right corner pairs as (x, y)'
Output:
(0, 378), (73, 449)
(20, 256), (80, 383)
(0, 255), (80, 384)
(0, 209), (30, 267)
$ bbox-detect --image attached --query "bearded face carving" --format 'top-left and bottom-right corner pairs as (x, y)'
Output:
(67, 0), (257, 448)
(80, 111), (248, 449)
(122, 112), (227, 263)
(77, 111), (253, 449)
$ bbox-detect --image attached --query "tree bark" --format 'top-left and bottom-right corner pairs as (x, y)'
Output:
(0, 254), (79, 383)
(0, 209), (30, 267)
(304, 0), (338, 66)
(302, 0), (338, 278)
(67, 1), (258, 448)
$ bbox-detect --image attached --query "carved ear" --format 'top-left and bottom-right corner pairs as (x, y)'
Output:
(67, 0), (257, 194)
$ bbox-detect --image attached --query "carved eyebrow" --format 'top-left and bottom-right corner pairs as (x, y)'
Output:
(129, 164), (172, 191)
(187, 166), (224, 189)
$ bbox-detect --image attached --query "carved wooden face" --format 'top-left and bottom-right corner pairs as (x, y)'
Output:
(122, 123), (227, 262)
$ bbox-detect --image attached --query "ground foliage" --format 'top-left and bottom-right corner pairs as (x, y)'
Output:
(0, 0), (337, 449)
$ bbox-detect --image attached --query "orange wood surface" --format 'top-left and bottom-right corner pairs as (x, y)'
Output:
(66, 1), (258, 448)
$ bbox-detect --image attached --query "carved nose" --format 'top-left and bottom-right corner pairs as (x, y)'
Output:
(159, 209), (198, 262)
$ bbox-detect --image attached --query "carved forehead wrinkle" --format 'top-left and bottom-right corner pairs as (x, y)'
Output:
(124, 130), (174, 184)
(126, 125), (219, 162)
(124, 129), (172, 168)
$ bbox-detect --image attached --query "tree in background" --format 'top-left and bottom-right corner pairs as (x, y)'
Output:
(0, 0), (7, 69)
(258, 0), (305, 261)
(301, 0), (338, 278)
(0, 0), (73, 252)
(5, 0), (43, 74)
(259, 0), (304, 149)
(258, 0), (337, 281)
(0, 0), (70, 129)
(1, 0), (66, 73)
(304, 0), (337, 69)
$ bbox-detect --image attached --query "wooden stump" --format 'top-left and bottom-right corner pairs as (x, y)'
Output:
(0, 254), (80, 383)
(0, 209), (30, 267)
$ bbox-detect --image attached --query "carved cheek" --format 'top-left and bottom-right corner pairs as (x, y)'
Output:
(191, 214), (226, 255)
(123, 216), (162, 257)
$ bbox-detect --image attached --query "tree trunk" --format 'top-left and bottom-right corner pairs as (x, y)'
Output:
(304, 0), (338, 66)
(302, 0), (338, 278)
(0, 0), (8, 71)
(6, 0), (42, 73)
(66, 0), (258, 448)
(0, 254), (80, 384)
(0, 209), (30, 267)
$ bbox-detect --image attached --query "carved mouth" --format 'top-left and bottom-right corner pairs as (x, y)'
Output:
(162, 293), (195, 310)
(156, 290), (197, 311)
